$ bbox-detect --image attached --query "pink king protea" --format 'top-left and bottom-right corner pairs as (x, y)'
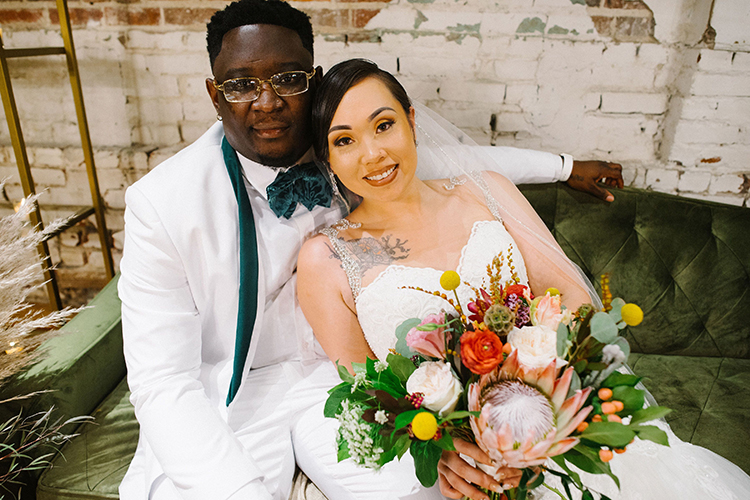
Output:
(468, 350), (593, 469)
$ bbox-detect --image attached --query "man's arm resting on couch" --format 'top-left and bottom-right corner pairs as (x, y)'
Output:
(479, 147), (624, 201)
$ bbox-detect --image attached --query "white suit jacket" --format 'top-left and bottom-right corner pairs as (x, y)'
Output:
(117, 121), (568, 500)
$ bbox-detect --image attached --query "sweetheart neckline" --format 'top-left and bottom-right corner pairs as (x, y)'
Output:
(356, 219), (502, 301)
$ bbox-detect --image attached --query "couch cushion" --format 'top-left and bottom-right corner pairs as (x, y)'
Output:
(629, 353), (750, 474)
(37, 379), (138, 500)
(521, 184), (750, 358)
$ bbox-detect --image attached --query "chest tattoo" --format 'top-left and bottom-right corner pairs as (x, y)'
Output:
(328, 235), (411, 273)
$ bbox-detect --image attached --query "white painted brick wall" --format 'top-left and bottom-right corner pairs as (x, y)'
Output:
(0, 0), (748, 287)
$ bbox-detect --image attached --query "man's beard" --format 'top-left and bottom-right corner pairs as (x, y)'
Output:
(255, 150), (304, 169)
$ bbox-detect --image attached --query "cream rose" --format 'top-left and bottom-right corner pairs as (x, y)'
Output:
(507, 325), (565, 370)
(406, 361), (462, 417)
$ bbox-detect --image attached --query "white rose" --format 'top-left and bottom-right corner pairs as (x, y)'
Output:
(507, 325), (565, 370)
(406, 361), (462, 417)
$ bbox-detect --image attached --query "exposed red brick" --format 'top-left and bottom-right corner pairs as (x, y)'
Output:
(105, 7), (161, 26)
(353, 9), (379, 29)
(50, 8), (104, 27)
(304, 8), (349, 29)
(604, 0), (624, 8)
(623, 0), (650, 9)
(590, 16), (613, 37)
(614, 15), (654, 39)
(347, 31), (380, 43)
(164, 8), (216, 26)
(0, 9), (44, 25)
(700, 157), (722, 164)
(339, 0), (392, 3)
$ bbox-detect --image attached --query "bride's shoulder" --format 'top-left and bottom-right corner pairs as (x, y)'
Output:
(298, 232), (338, 277)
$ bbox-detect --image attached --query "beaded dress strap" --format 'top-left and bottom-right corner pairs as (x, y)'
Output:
(469, 171), (504, 223)
(319, 219), (363, 301)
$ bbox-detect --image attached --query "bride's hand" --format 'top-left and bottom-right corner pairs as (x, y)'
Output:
(437, 438), (522, 500)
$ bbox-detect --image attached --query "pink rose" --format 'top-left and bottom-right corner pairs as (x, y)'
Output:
(531, 293), (563, 330)
(407, 313), (449, 359)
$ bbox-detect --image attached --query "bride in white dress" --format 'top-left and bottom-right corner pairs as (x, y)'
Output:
(296, 59), (750, 500)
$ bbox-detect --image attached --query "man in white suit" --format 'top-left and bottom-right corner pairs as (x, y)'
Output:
(118, 1), (623, 499)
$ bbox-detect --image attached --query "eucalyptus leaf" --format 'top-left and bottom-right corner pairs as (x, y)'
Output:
(612, 337), (631, 361)
(395, 318), (421, 357)
(590, 312), (619, 344)
(609, 298), (625, 323)
(565, 370), (582, 400)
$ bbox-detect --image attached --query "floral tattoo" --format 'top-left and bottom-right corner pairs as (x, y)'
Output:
(327, 235), (410, 273)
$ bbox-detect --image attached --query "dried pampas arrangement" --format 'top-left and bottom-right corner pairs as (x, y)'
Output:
(0, 182), (82, 381)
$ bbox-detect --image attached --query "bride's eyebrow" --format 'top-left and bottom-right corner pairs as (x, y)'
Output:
(328, 107), (396, 135)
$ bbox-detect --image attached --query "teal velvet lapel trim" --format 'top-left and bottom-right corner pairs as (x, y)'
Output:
(221, 137), (259, 406)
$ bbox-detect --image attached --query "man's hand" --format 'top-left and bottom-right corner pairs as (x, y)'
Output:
(566, 160), (624, 202)
(437, 438), (522, 500)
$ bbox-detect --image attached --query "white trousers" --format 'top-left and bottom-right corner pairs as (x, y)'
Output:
(149, 360), (446, 500)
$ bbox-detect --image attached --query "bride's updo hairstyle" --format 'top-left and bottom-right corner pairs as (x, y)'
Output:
(312, 59), (412, 163)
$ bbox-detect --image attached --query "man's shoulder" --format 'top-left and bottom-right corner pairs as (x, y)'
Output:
(132, 122), (225, 194)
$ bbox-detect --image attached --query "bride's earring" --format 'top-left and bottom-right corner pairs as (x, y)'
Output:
(326, 165), (351, 213)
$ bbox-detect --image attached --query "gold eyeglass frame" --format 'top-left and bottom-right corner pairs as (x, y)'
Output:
(212, 68), (316, 103)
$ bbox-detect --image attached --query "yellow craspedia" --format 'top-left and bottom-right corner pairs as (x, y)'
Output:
(411, 412), (438, 441)
(545, 287), (560, 297)
(621, 303), (643, 326)
(440, 270), (461, 291)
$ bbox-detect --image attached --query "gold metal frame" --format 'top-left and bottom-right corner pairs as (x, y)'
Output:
(0, 0), (115, 309)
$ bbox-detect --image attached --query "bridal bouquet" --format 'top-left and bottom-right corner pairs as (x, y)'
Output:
(325, 252), (671, 500)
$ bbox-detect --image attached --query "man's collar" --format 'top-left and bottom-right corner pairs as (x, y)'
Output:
(236, 148), (315, 201)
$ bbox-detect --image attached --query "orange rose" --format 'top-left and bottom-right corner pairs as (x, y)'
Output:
(460, 328), (504, 375)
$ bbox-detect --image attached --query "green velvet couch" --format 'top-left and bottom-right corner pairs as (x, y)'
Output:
(1, 184), (748, 499)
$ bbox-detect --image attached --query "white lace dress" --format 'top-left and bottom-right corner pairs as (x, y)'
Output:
(322, 217), (750, 500)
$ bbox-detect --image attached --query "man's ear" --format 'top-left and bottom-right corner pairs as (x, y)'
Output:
(313, 65), (324, 86)
(206, 77), (221, 114)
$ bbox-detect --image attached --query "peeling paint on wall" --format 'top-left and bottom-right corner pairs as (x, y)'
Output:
(516, 17), (546, 35)
(414, 10), (428, 30)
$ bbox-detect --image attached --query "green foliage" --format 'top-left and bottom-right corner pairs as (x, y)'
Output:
(579, 421), (635, 448)
(395, 318), (421, 357)
(629, 406), (672, 426)
(411, 439), (442, 487)
(386, 353), (416, 383)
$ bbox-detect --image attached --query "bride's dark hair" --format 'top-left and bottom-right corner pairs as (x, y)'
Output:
(312, 59), (412, 162)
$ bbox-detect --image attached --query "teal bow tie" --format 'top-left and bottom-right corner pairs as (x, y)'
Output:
(266, 162), (333, 219)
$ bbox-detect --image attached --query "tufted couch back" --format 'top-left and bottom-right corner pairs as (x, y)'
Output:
(520, 184), (750, 359)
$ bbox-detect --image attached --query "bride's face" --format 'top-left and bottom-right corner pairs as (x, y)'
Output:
(326, 77), (417, 200)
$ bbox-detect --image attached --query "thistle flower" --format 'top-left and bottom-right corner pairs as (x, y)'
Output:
(468, 351), (592, 468)
(483, 304), (515, 336)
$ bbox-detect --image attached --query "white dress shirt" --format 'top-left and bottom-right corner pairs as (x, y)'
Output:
(237, 151), (345, 368)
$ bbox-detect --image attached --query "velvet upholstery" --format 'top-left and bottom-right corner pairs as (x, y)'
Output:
(0, 184), (745, 499)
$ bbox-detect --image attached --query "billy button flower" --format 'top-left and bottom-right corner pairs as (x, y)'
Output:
(621, 303), (644, 326)
(411, 412), (439, 440)
(440, 270), (461, 291)
(440, 270), (464, 314)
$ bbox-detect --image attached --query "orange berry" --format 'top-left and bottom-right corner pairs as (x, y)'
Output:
(615, 448), (627, 454)
(592, 414), (603, 422)
(613, 400), (625, 412)
(576, 421), (589, 433)
(601, 402), (616, 414)
(599, 449), (614, 462)
(606, 414), (622, 423)
(598, 388), (613, 401)
(503, 343), (513, 354)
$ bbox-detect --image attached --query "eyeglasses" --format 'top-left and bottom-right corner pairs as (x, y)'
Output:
(212, 69), (316, 103)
